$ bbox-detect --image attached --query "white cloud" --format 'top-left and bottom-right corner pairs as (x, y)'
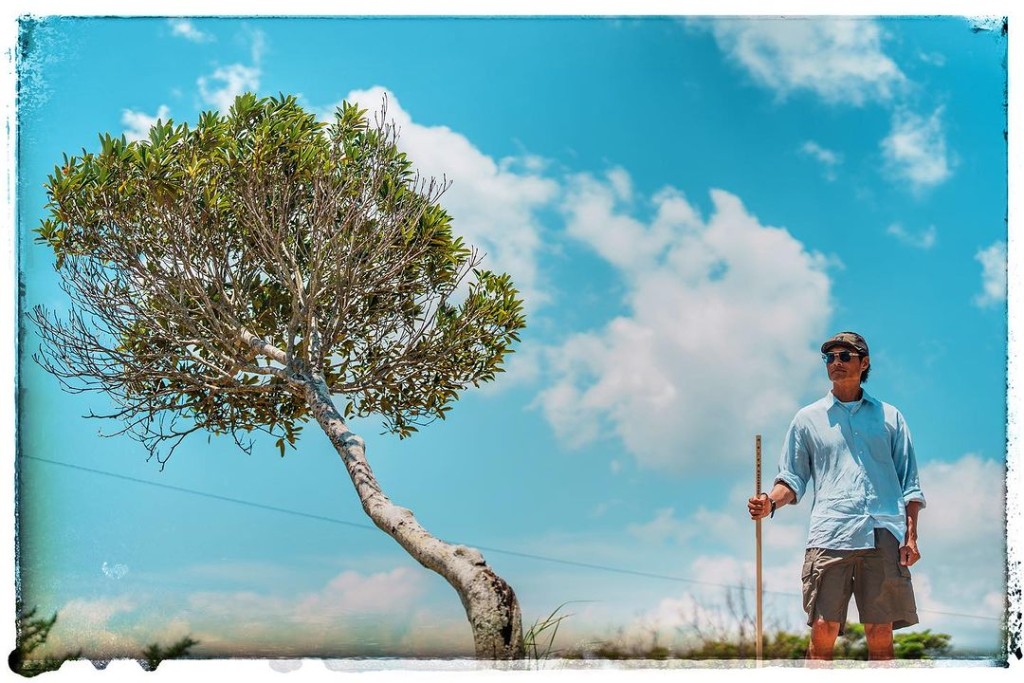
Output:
(187, 567), (427, 624)
(198, 64), (260, 113)
(627, 507), (694, 545)
(58, 595), (136, 629)
(800, 140), (842, 181)
(295, 567), (425, 616)
(627, 480), (809, 557)
(536, 173), (833, 473)
(121, 105), (170, 142)
(918, 454), (1004, 550)
(40, 566), (441, 658)
(182, 566), (459, 656)
(247, 26), (266, 64)
(330, 87), (559, 309)
(703, 18), (954, 197)
(886, 222), (937, 250)
(478, 341), (542, 395)
(974, 241), (1007, 307)
(36, 596), (152, 659)
(911, 454), (1006, 650)
(168, 19), (213, 43)
(800, 141), (841, 166)
(881, 107), (953, 193)
(706, 18), (906, 106)
(196, 29), (264, 113)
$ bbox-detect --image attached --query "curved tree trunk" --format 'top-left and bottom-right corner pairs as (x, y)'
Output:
(302, 377), (524, 659)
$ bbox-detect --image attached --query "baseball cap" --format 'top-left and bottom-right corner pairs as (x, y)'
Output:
(820, 331), (869, 355)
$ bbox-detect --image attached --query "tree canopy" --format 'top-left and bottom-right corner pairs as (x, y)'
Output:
(33, 93), (526, 464)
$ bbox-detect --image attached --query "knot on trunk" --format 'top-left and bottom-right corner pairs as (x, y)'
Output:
(453, 545), (486, 565)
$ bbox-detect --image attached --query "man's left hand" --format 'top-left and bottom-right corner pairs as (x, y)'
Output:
(899, 539), (921, 567)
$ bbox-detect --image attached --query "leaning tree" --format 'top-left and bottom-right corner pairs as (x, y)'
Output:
(30, 93), (526, 658)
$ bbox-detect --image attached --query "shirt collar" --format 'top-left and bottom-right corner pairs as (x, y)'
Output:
(825, 389), (877, 408)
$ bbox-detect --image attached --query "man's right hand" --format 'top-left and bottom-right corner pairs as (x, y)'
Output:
(748, 493), (771, 520)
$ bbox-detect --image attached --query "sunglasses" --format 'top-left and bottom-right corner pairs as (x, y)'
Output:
(822, 351), (861, 364)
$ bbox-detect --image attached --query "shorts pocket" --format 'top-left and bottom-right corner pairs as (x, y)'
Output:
(897, 563), (912, 579)
(802, 549), (821, 583)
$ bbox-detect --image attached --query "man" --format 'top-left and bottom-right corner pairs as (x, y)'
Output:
(748, 331), (925, 661)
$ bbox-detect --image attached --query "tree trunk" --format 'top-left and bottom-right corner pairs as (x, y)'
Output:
(302, 377), (525, 659)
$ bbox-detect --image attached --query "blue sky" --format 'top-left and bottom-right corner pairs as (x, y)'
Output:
(4, 6), (1017, 664)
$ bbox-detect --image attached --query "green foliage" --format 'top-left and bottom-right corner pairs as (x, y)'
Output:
(33, 93), (526, 463)
(139, 636), (199, 671)
(9, 604), (80, 677)
(832, 622), (867, 659)
(562, 623), (953, 661)
(894, 629), (952, 659)
(523, 603), (572, 663)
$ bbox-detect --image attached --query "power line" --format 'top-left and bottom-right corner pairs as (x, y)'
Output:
(21, 455), (377, 532)
(20, 455), (1002, 623)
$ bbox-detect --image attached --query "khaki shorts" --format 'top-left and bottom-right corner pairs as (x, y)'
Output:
(801, 529), (919, 632)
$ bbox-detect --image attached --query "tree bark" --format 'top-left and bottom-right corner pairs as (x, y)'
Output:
(302, 376), (524, 659)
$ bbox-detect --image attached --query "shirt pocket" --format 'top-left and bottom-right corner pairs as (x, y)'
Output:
(857, 413), (894, 464)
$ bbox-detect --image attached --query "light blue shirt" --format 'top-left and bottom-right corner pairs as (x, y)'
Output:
(775, 390), (926, 550)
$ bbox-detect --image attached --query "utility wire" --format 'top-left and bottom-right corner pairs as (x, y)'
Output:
(20, 455), (1001, 623)
(22, 455), (376, 531)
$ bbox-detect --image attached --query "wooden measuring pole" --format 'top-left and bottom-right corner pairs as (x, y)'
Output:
(755, 434), (763, 662)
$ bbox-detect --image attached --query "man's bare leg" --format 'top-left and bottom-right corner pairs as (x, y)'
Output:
(808, 618), (841, 660)
(864, 623), (895, 661)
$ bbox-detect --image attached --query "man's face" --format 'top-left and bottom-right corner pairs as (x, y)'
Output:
(823, 345), (869, 384)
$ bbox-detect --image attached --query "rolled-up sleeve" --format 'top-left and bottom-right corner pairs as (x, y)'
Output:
(776, 418), (811, 504)
(892, 410), (926, 508)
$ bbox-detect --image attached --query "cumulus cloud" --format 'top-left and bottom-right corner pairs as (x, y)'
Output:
(881, 107), (953, 193)
(800, 140), (842, 181)
(169, 19), (213, 43)
(327, 87), (559, 309)
(701, 18), (956, 197)
(183, 566), (464, 656)
(918, 454), (1004, 551)
(973, 241), (1007, 307)
(294, 567), (425, 617)
(198, 64), (260, 113)
(197, 29), (264, 112)
(911, 454), (1006, 649)
(35, 596), (155, 659)
(121, 105), (170, 142)
(886, 222), (937, 250)
(535, 172), (833, 472)
(628, 479), (808, 556)
(705, 17), (906, 106)
(627, 507), (695, 545)
(41, 567), (444, 659)
(188, 566), (427, 623)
